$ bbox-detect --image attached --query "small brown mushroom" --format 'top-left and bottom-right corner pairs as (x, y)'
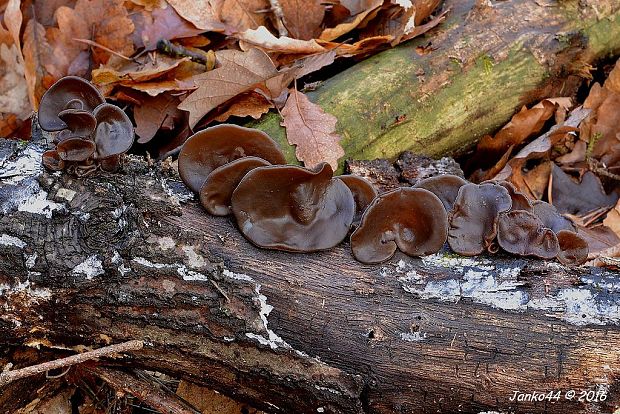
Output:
(41, 150), (65, 171)
(350, 188), (447, 264)
(231, 163), (355, 252)
(414, 174), (468, 211)
(93, 103), (134, 159)
(556, 230), (589, 266)
(448, 182), (512, 256)
(200, 156), (271, 216)
(497, 210), (559, 259)
(178, 124), (287, 192)
(38, 76), (105, 131)
(336, 175), (378, 223)
(56, 137), (96, 162)
(99, 154), (122, 172)
(531, 200), (575, 233)
(58, 108), (97, 138)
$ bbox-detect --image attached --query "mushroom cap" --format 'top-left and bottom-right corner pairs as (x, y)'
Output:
(336, 175), (378, 223)
(58, 108), (97, 137)
(178, 124), (287, 193)
(497, 210), (559, 259)
(350, 188), (448, 264)
(414, 174), (468, 211)
(556, 230), (589, 266)
(99, 154), (122, 172)
(41, 150), (65, 171)
(231, 163), (355, 252)
(93, 103), (135, 159)
(448, 182), (512, 256)
(38, 76), (105, 131)
(200, 156), (271, 216)
(56, 137), (96, 162)
(531, 200), (575, 233)
(496, 181), (532, 212)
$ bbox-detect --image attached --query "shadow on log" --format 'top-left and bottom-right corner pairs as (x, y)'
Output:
(0, 139), (619, 413)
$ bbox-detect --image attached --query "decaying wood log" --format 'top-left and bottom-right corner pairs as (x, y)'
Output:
(250, 0), (620, 172)
(0, 138), (619, 413)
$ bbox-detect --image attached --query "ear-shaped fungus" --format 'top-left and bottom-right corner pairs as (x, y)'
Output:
(556, 230), (589, 266)
(497, 210), (559, 259)
(38, 76), (105, 131)
(93, 103), (135, 159)
(200, 156), (271, 216)
(179, 124), (287, 192)
(497, 181), (533, 212)
(350, 188), (448, 264)
(56, 137), (96, 161)
(336, 175), (378, 223)
(448, 183), (512, 256)
(231, 163), (355, 252)
(41, 150), (65, 171)
(57, 109), (97, 138)
(413, 174), (468, 211)
(530, 200), (575, 233)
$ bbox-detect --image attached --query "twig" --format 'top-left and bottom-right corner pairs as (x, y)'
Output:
(268, 0), (289, 37)
(0, 340), (143, 387)
(210, 279), (230, 302)
(73, 38), (135, 62)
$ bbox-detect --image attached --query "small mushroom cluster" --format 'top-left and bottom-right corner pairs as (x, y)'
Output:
(38, 76), (134, 175)
(178, 125), (589, 266)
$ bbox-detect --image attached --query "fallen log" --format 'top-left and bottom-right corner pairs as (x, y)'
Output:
(0, 138), (619, 413)
(250, 0), (620, 171)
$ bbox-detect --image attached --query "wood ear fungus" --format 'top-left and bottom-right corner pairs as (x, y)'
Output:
(350, 188), (448, 264)
(336, 175), (378, 224)
(496, 210), (559, 259)
(231, 163), (355, 252)
(413, 174), (468, 211)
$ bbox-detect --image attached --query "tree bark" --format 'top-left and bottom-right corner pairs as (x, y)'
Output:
(249, 0), (620, 172)
(1, 138), (619, 414)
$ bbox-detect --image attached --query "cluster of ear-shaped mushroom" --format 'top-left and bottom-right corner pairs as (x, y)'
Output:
(178, 125), (589, 266)
(38, 76), (134, 175)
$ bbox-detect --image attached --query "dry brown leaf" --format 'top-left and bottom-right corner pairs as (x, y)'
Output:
(131, 5), (205, 51)
(603, 200), (620, 238)
(280, 0), (325, 40)
(577, 224), (620, 256)
(281, 88), (344, 170)
(47, 0), (134, 78)
(238, 26), (326, 54)
(130, 0), (167, 11)
(92, 54), (191, 86)
(177, 380), (265, 414)
(4, 0), (22, 51)
(320, 0), (383, 41)
(213, 91), (273, 122)
(219, 0), (270, 32)
(178, 48), (285, 127)
(286, 50), (336, 79)
(318, 35), (394, 57)
(0, 44), (31, 120)
(126, 60), (205, 96)
(556, 140), (586, 164)
(134, 93), (183, 144)
(166, 0), (225, 31)
(23, 18), (53, 110)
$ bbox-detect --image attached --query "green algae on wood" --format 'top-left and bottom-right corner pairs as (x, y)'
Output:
(248, 0), (620, 174)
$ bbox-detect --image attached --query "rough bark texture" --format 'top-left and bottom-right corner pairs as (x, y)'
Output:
(250, 0), (620, 172)
(1, 138), (619, 414)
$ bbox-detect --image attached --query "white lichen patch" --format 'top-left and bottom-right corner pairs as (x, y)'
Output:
(245, 284), (292, 351)
(132, 257), (172, 269)
(17, 187), (64, 218)
(222, 268), (255, 282)
(0, 279), (52, 301)
(25, 252), (37, 269)
(71, 255), (104, 280)
(0, 145), (43, 185)
(422, 253), (495, 271)
(177, 265), (209, 282)
(528, 288), (619, 325)
(182, 245), (207, 268)
(400, 331), (427, 342)
(56, 188), (76, 202)
(0, 234), (26, 248)
(157, 236), (175, 250)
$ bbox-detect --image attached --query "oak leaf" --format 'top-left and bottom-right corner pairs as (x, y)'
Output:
(178, 48), (286, 128)
(279, 0), (324, 40)
(0, 44), (31, 120)
(130, 0), (167, 11)
(131, 5), (205, 51)
(219, 0), (270, 32)
(47, 0), (135, 77)
(166, 0), (225, 31)
(281, 88), (344, 170)
(319, 0), (383, 41)
(238, 26), (325, 54)
(213, 91), (272, 122)
(134, 93), (183, 144)
(23, 18), (53, 110)
(92, 55), (192, 86)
